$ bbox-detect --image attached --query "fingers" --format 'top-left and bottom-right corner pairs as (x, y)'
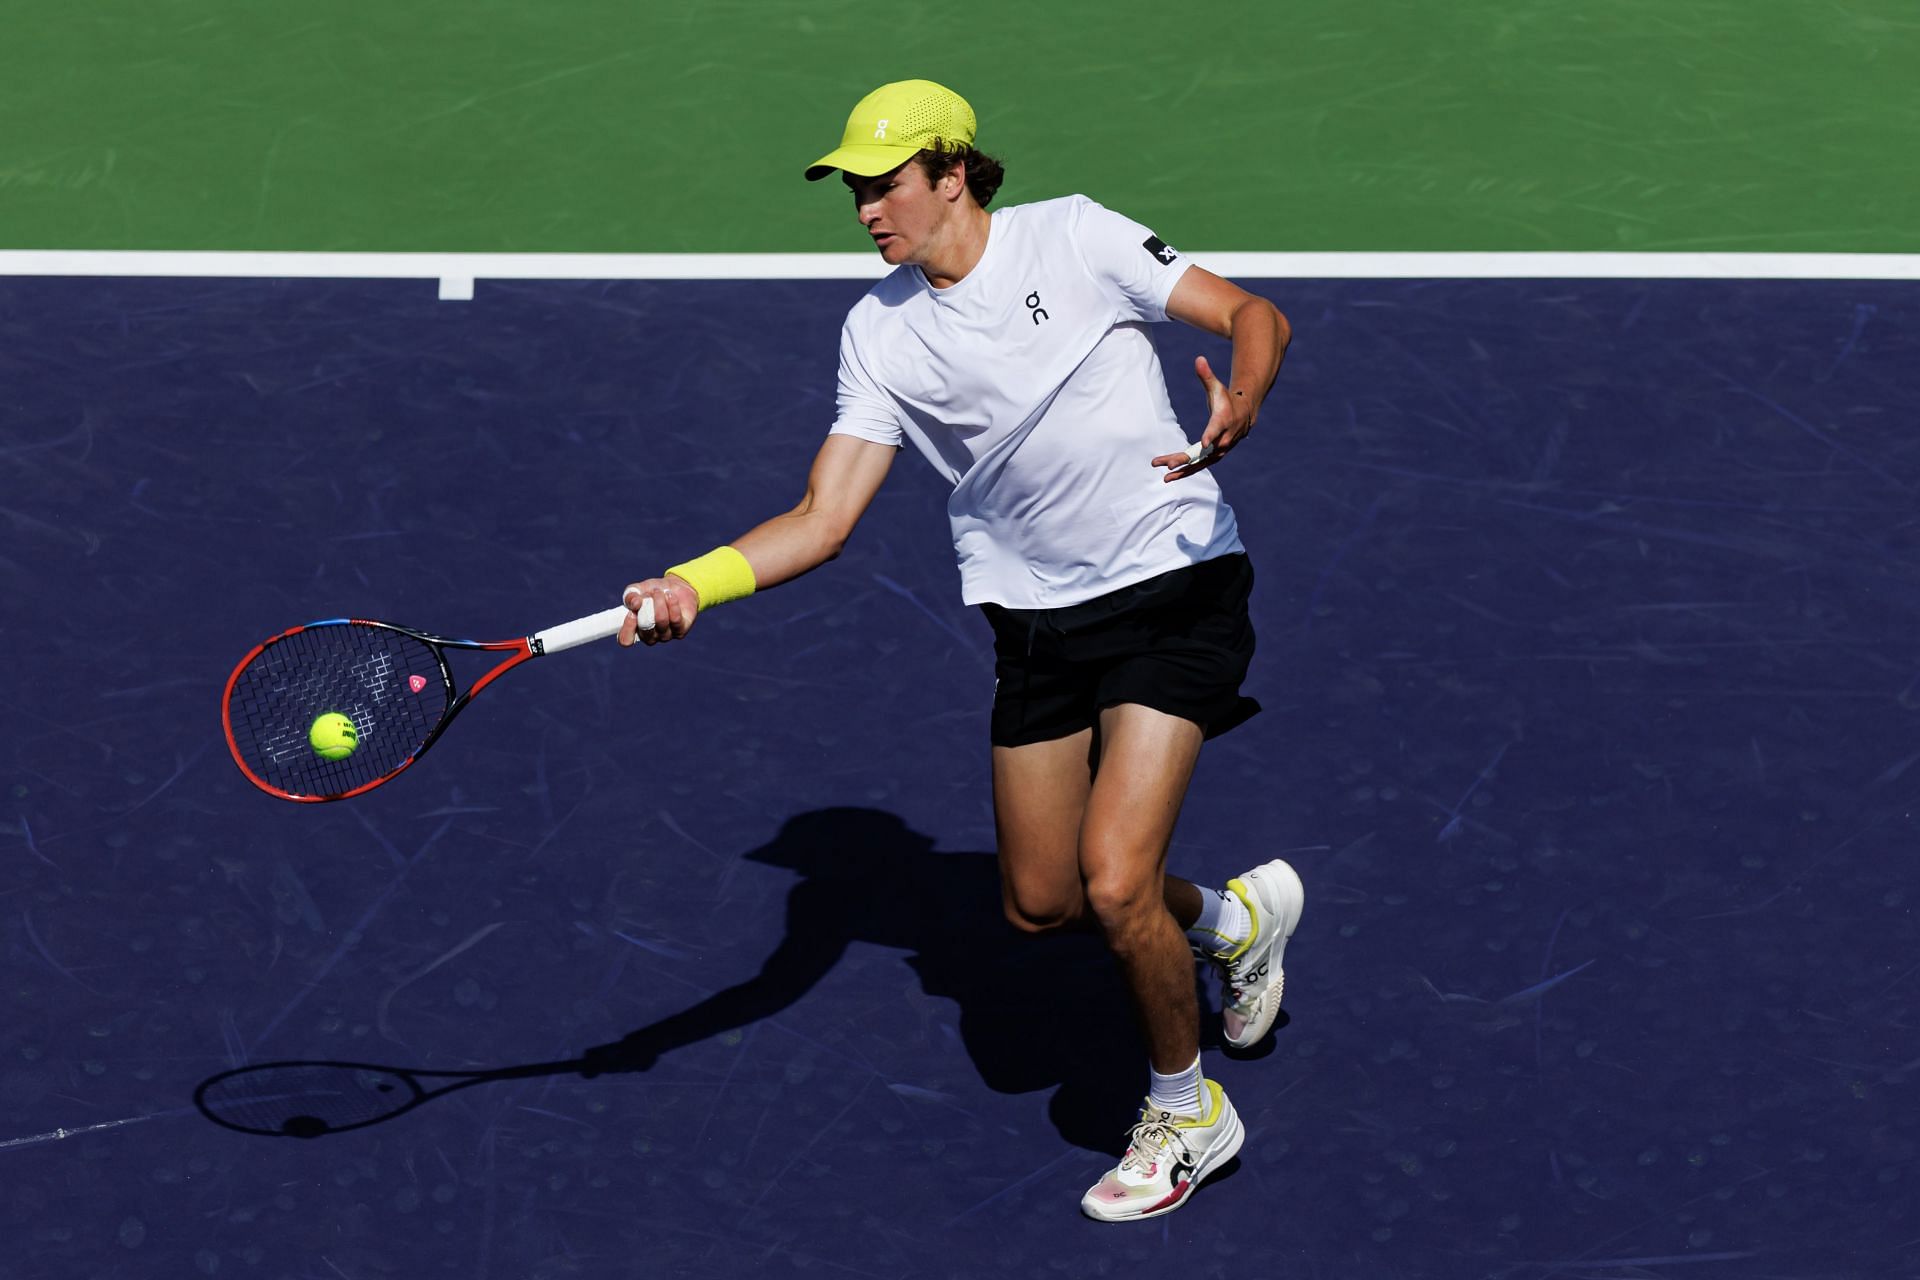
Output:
(1154, 431), (1234, 481)
(617, 579), (698, 645)
(1170, 348), (1270, 480)
(1164, 354), (1256, 479)
(622, 585), (670, 645)
(1155, 443), (1225, 482)
(617, 586), (647, 645)
(1151, 438), (1212, 467)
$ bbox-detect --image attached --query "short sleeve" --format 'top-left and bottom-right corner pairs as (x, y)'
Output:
(1069, 197), (1194, 323)
(828, 312), (904, 447)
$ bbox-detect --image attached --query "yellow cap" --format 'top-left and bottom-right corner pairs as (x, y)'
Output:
(805, 80), (977, 181)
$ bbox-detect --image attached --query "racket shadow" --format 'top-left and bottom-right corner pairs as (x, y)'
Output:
(192, 809), (1147, 1151)
(193, 1057), (576, 1139)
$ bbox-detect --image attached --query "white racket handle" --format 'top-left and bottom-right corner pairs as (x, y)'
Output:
(532, 599), (654, 655)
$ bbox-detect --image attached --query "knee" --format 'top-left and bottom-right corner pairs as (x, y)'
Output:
(1002, 886), (1082, 935)
(1081, 864), (1161, 934)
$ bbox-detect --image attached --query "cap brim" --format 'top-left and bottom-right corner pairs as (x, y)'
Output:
(804, 143), (921, 182)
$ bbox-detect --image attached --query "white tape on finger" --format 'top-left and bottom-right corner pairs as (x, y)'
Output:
(637, 597), (656, 631)
(1185, 441), (1215, 465)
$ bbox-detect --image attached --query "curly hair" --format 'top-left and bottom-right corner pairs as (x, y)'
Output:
(911, 140), (1006, 208)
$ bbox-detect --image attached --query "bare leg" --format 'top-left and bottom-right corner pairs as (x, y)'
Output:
(1162, 875), (1205, 931)
(993, 710), (1211, 1075)
(1078, 704), (1206, 1075)
(991, 728), (1095, 933)
(993, 730), (1207, 931)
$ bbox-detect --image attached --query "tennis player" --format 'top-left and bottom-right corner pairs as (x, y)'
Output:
(619, 79), (1304, 1222)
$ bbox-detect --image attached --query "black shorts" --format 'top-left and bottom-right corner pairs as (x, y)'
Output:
(981, 554), (1260, 748)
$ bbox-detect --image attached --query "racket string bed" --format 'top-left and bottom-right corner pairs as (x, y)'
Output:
(198, 1063), (423, 1136)
(227, 624), (449, 797)
(224, 602), (634, 801)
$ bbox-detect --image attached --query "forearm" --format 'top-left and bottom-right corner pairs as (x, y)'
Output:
(668, 433), (894, 600)
(1226, 297), (1290, 412)
(722, 504), (855, 592)
(623, 435), (892, 644)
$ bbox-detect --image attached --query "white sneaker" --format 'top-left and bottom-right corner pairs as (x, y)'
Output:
(1214, 859), (1305, 1049)
(1080, 1079), (1245, 1222)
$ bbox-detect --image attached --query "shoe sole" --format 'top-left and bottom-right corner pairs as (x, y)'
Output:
(1080, 1105), (1247, 1222)
(1223, 859), (1305, 1049)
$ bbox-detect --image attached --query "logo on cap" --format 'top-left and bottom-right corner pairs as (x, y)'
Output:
(805, 80), (978, 182)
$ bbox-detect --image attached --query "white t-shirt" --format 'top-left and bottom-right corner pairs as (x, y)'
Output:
(829, 194), (1244, 610)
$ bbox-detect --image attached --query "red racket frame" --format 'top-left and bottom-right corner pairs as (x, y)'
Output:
(220, 597), (645, 802)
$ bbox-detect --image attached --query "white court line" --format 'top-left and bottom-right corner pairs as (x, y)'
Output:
(0, 1113), (165, 1151)
(1, 250), (1918, 300)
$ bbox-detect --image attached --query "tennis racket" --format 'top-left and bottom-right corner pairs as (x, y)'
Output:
(195, 1058), (575, 1138)
(221, 599), (652, 803)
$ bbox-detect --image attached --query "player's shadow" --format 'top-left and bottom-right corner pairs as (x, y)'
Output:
(581, 806), (1176, 1152)
(191, 808), (1236, 1152)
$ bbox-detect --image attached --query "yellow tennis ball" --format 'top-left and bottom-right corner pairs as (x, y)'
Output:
(309, 712), (358, 761)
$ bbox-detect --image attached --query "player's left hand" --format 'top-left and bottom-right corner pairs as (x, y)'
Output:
(1152, 355), (1256, 482)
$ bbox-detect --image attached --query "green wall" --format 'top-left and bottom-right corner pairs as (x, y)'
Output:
(3, 0), (1914, 253)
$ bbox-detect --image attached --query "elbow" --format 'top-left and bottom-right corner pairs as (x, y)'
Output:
(1226, 295), (1288, 347)
(817, 521), (856, 560)
(786, 491), (857, 564)
(1254, 295), (1290, 346)
(816, 515), (856, 563)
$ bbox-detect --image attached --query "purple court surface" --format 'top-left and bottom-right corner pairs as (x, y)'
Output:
(2, 276), (1916, 1278)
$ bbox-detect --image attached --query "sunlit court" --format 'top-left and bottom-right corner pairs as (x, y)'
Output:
(4, 6), (1917, 1277)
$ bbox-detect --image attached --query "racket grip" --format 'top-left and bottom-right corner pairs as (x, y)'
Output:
(534, 600), (653, 654)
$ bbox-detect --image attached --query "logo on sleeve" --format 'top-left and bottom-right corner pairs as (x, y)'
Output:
(1143, 235), (1179, 264)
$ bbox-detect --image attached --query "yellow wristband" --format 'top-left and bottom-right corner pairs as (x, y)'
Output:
(665, 545), (757, 609)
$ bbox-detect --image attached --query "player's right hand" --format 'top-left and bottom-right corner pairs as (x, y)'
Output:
(578, 1031), (659, 1076)
(619, 576), (700, 646)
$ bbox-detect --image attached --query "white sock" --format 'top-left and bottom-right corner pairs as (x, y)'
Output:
(1185, 886), (1252, 957)
(1149, 1055), (1204, 1117)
